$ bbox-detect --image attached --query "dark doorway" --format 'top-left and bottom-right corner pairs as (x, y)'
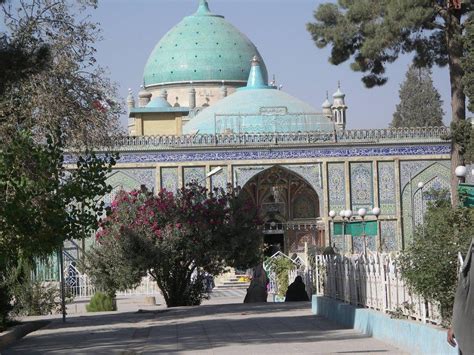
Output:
(264, 234), (284, 257)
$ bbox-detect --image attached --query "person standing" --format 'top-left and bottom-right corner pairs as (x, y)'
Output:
(285, 276), (309, 302)
(448, 239), (474, 354)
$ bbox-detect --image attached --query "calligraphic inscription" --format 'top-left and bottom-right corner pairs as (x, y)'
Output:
(261, 202), (285, 216)
(259, 106), (288, 116)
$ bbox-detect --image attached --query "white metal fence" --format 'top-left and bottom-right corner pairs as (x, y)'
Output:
(65, 264), (161, 298)
(313, 253), (443, 325)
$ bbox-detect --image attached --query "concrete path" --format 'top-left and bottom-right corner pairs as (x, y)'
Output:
(3, 302), (406, 354)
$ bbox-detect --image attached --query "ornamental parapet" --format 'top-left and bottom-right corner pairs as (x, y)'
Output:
(111, 126), (449, 151)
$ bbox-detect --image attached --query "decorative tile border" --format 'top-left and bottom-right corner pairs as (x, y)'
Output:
(65, 144), (450, 165)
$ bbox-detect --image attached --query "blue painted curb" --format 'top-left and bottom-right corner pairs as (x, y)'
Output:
(312, 295), (458, 355)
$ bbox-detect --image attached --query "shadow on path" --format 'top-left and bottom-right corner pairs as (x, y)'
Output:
(3, 302), (402, 354)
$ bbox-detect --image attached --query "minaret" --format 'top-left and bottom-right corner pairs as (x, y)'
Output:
(321, 91), (332, 120)
(220, 80), (228, 99)
(332, 82), (347, 130)
(138, 85), (152, 107)
(127, 88), (135, 110)
(160, 88), (168, 102)
(188, 82), (196, 109)
(127, 88), (136, 136)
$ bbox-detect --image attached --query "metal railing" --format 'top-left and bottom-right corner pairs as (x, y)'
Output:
(106, 126), (449, 151)
(64, 264), (161, 298)
(313, 253), (443, 324)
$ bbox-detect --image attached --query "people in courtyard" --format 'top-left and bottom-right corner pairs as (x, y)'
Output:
(244, 263), (269, 303)
(285, 276), (309, 302)
(447, 238), (474, 354)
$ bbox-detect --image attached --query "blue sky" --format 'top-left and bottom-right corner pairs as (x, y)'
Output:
(10, 0), (455, 130)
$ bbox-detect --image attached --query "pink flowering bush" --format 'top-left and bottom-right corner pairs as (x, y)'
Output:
(90, 183), (262, 307)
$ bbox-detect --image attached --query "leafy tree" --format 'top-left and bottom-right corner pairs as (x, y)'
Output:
(462, 12), (474, 113)
(0, 130), (117, 325)
(0, 0), (123, 148)
(93, 185), (263, 307)
(399, 189), (474, 325)
(0, 131), (116, 259)
(391, 66), (444, 128)
(0, 0), (122, 326)
(307, 0), (472, 203)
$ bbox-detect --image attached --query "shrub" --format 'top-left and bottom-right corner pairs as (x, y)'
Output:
(11, 280), (63, 316)
(0, 279), (12, 331)
(399, 189), (474, 325)
(266, 256), (295, 297)
(86, 292), (116, 312)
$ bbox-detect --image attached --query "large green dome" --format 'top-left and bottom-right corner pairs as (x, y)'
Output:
(143, 0), (268, 87)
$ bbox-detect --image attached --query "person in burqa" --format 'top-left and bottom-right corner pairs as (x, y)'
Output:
(244, 263), (269, 303)
(448, 238), (474, 354)
(285, 276), (309, 302)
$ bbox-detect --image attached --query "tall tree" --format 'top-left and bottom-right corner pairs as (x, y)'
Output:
(0, 0), (123, 148)
(307, 0), (472, 204)
(391, 65), (444, 128)
(463, 12), (474, 113)
(0, 0), (121, 325)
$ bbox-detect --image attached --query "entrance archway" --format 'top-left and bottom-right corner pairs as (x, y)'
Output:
(239, 165), (323, 255)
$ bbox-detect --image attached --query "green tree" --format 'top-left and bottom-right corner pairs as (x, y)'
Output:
(307, 0), (472, 203)
(92, 185), (263, 307)
(0, 0), (121, 325)
(0, 131), (116, 259)
(391, 66), (444, 128)
(0, 130), (117, 325)
(399, 189), (474, 325)
(0, 0), (123, 148)
(462, 12), (474, 113)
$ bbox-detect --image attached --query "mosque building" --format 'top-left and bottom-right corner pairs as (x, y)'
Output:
(105, 0), (457, 255)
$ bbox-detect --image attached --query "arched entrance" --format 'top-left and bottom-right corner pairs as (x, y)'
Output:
(239, 166), (323, 257)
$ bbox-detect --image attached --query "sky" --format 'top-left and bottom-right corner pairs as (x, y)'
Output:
(8, 0), (455, 130)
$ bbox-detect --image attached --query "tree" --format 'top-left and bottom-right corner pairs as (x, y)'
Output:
(399, 189), (474, 325)
(462, 12), (474, 113)
(92, 185), (263, 307)
(391, 65), (444, 128)
(307, 0), (472, 203)
(0, 131), (116, 259)
(0, 0), (123, 148)
(0, 0), (121, 325)
(0, 130), (117, 326)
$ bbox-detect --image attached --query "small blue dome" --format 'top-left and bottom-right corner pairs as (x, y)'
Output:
(146, 97), (172, 108)
(183, 60), (334, 134)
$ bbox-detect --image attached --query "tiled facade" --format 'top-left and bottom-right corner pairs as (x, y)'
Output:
(95, 136), (451, 253)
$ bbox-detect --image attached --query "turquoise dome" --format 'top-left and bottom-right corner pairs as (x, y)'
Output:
(146, 97), (172, 108)
(184, 58), (334, 134)
(143, 0), (268, 87)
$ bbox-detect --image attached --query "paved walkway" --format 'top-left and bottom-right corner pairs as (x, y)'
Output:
(3, 302), (405, 354)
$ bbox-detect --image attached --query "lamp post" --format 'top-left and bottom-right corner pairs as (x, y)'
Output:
(329, 210), (336, 250)
(372, 207), (381, 252)
(339, 210), (347, 253)
(358, 208), (367, 254)
(417, 181), (425, 235)
(455, 165), (467, 184)
(341, 210), (354, 254)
